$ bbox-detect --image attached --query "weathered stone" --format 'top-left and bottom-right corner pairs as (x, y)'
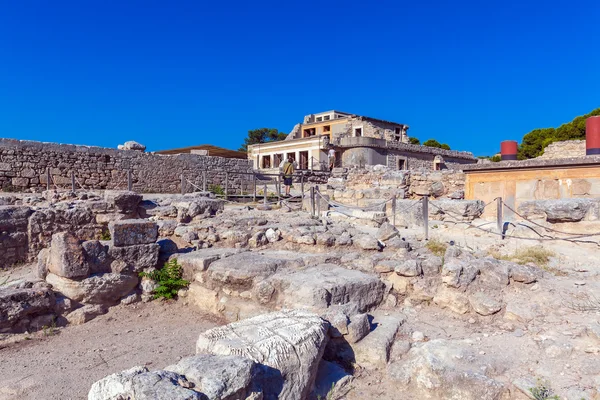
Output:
(66, 304), (107, 325)
(196, 309), (329, 400)
(441, 258), (464, 288)
(82, 240), (112, 274)
(107, 243), (160, 273)
(121, 140), (146, 151)
(421, 256), (442, 275)
(395, 259), (422, 277)
(36, 248), (49, 280)
(385, 273), (410, 294)
(311, 360), (353, 400)
(265, 228), (281, 243)
(275, 264), (386, 312)
(347, 313), (370, 344)
(174, 248), (242, 281)
(165, 354), (257, 400)
(0, 287), (56, 333)
(477, 258), (510, 287)
(188, 283), (220, 314)
(48, 232), (89, 279)
(97, 369), (200, 400)
(315, 232), (335, 247)
(208, 253), (282, 287)
(89, 366), (148, 400)
(509, 263), (540, 284)
(46, 272), (138, 305)
(504, 301), (537, 323)
(353, 311), (405, 368)
(469, 292), (502, 316)
(104, 191), (143, 214)
(354, 235), (380, 250)
(433, 288), (470, 314)
(376, 222), (399, 241)
(109, 219), (158, 247)
(374, 260), (396, 273)
(388, 339), (508, 399)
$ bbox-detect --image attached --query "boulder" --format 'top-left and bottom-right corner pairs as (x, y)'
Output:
(421, 256), (442, 275)
(36, 248), (49, 280)
(395, 259), (422, 277)
(46, 272), (138, 305)
(48, 232), (89, 279)
(109, 219), (158, 247)
(509, 263), (540, 284)
(376, 222), (399, 241)
(165, 354), (257, 399)
(265, 228), (281, 243)
(347, 313), (370, 344)
(469, 292), (502, 316)
(477, 258), (510, 287)
(433, 288), (470, 314)
(121, 140), (146, 151)
(104, 191), (143, 214)
(196, 309), (329, 400)
(66, 304), (107, 325)
(354, 235), (380, 250)
(0, 287), (56, 333)
(388, 339), (508, 400)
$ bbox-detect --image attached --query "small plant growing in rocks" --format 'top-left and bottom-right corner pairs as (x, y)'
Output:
(426, 238), (447, 257)
(42, 320), (58, 337)
(529, 379), (560, 400)
(209, 184), (225, 196)
(99, 230), (111, 241)
(139, 259), (189, 299)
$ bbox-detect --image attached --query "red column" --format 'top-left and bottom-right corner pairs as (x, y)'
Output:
(586, 116), (600, 155)
(500, 141), (518, 161)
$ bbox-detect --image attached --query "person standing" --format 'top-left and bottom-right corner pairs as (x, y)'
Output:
(328, 147), (336, 171)
(279, 156), (297, 197)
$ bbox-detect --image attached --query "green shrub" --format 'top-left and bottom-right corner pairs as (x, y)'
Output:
(426, 238), (447, 257)
(529, 379), (560, 400)
(209, 184), (225, 196)
(139, 259), (189, 299)
(99, 230), (111, 241)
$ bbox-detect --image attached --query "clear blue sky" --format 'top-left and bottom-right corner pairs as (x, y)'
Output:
(1, 1), (598, 156)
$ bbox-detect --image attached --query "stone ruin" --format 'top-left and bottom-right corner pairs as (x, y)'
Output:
(1, 163), (600, 399)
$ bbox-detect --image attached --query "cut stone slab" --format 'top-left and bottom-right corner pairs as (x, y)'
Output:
(48, 232), (89, 279)
(353, 311), (405, 368)
(196, 309), (329, 400)
(274, 264), (386, 312)
(165, 354), (257, 400)
(207, 252), (283, 288)
(107, 243), (160, 273)
(347, 313), (370, 344)
(354, 235), (380, 250)
(173, 248), (245, 281)
(0, 287), (56, 333)
(109, 219), (158, 247)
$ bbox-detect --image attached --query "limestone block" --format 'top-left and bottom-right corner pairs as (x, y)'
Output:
(109, 219), (158, 247)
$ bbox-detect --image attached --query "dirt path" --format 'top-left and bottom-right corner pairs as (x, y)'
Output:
(0, 300), (223, 400)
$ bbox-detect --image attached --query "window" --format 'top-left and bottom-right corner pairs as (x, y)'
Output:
(303, 128), (316, 137)
(261, 155), (271, 169)
(354, 127), (362, 137)
(324, 115), (330, 121)
(396, 157), (407, 170)
(274, 153), (283, 166)
(323, 125), (331, 133)
(316, 117), (322, 122)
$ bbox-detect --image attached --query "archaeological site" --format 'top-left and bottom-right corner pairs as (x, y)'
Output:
(1, 116), (600, 400)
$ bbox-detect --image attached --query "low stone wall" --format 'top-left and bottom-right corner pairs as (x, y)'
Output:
(537, 140), (585, 160)
(0, 138), (253, 193)
(0, 206), (32, 267)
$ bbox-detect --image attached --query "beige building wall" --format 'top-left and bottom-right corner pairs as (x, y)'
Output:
(465, 165), (600, 219)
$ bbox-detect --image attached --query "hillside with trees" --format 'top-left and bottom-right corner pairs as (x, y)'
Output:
(238, 128), (287, 152)
(518, 108), (600, 159)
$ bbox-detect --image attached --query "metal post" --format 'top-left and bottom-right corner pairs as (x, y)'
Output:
(46, 168), (51, 191)
(422, 196), (429, 240)
(263, 184), (267, 205)
(224, 172), (229, 200)
(181, 174), (185, 194)
(497, 197), (503, 235)
(202, 170), (207, 192)
(277, 175), (281, 199)
(316, 186), (321, 218)
(127, 170), (132, 192)
(310, 186), (315, 217)
(252, 174), (257, 202)
(71, 170), (76, 192)
(300, 173), (304, 199)
(392, 195), (396, 226)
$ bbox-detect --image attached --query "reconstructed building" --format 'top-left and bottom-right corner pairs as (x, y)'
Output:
(248, 110), (477, 171)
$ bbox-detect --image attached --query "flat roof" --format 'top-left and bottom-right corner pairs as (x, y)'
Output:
(462, 155), (600, 172)
(155, 144), (247, 159)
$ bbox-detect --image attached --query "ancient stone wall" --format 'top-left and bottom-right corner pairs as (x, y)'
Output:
(386, 142), (476, 170)
(537, 140), (585, 159)
(0, 139), (253, 193)
(0, 206), (32, 267)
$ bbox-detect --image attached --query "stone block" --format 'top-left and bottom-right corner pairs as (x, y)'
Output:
(48, 232), (89, 279)
(109, 219), (158, 247)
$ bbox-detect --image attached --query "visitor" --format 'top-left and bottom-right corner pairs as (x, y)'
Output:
(328, 147), (336, 171)
(279, 156), (297, 197)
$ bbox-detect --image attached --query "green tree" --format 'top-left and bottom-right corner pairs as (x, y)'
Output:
(238, 128), (287, 152)
(408, 137), (420, 145)
(423, 139), (451, 150)
(518, 108), (600, 159)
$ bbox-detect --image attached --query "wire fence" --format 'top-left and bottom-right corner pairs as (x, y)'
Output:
(310, 190), (600, 246)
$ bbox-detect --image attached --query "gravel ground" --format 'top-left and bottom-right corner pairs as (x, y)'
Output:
(0, 300), (223, 400)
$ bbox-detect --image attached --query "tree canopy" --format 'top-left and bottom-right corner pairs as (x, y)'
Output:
(238, 128), (287, 152)
(423, 139), (451, 150)
(518, 108), (600, 159)
(408, 137), (420, 145)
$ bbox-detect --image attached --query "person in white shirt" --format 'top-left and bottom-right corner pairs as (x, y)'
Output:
(327, 147), (336, 171)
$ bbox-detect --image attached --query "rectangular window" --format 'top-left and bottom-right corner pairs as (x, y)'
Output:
(316, 117), (322, 122)
(261, 156), (271, 169)
(354, 127), (362, 137)
(274, 153), (283, 166)
(323, 125), (331, 132)
(324, 115), (330, 121)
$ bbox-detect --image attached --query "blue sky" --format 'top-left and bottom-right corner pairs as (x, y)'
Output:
(1, 0), (598, 156)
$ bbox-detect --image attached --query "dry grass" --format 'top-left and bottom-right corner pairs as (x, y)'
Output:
(426, 238), (448, 257)
(488, 245), (555, 268)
